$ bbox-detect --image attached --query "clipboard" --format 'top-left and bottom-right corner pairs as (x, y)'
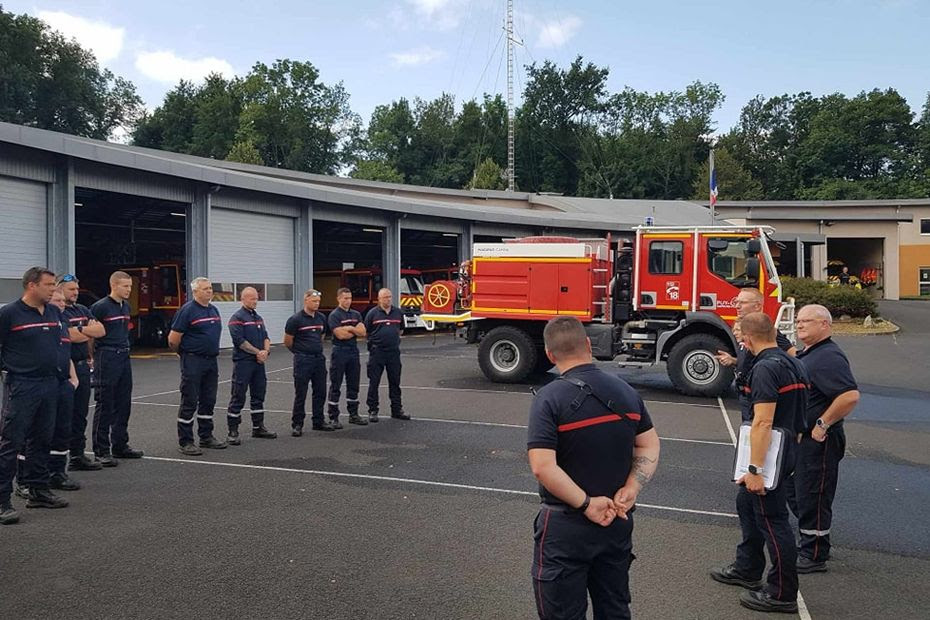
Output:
(732, 423), (788, 491)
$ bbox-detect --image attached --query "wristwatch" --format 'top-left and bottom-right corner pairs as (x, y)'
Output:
(815, 418), (830, 431)
(748, 464), (764, 476)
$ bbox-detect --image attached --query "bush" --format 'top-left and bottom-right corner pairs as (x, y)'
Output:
(781, 277), (878, 318)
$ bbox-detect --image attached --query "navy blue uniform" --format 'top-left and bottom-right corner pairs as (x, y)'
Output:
(735, 330), (794, 422)
(62, 303), (94, 458)
(90, 295), (134, 457)
(172, 301), (222, 446)
(364, 306), (404, 415)
(226, 307), (269, 430)
(788, 338), (857, 563)
(0, 300), (62, 503)
(527, 364), (653, 619)
(285, 310), (328, 428)
(327, 307), (363, 419)
(733, 348), (809, 605)
(46, 316), (75, 475)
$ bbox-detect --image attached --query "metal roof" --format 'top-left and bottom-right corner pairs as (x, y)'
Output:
(0, 121), (713, 232)
(714, 199), (930, 209)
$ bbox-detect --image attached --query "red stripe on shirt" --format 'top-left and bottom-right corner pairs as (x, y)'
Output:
(103, 315), (131, 322)
(11, 321), (60, 331)
(778, 383), (808, 393)
(298, 325), (324, 331)
(557, 413), (640, 432)
(190, 317), (221, 325)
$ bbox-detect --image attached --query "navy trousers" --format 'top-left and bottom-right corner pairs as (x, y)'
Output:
(177, 354), (219, 445)
(69, 361), (92, 458)
(93, 348), (133, 456)
(366, 347), (402, 414)
(0, 376), (57, 502)
(227, 359), (267, 430)
(292, 353), (327, 427)
(532, 506), (635, 620)
(787, 430), (845, 562)
(327, 347), (360, 418)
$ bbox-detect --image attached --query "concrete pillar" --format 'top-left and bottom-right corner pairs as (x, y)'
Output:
(47, 158), (74, 275)
(796, 237), (805, 278)
(459, 221), (474, 265)
(883, 232), (900, 300)
(382, 216), (401, 299)
(187, 186), (211, 281)
(296, 201), (313, 310)
(812, 242), (828, 282)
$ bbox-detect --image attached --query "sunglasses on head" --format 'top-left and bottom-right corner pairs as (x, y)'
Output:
(57, 274), (77, 284)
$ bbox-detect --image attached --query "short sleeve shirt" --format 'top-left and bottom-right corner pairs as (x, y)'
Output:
(171, 301), (222, 356)
(62, 303), (94, 361)
(797, 338), (857, 432)
(228, 307), (268, 362)
(328, 307), (363, 350)
(527, 364), (654, 506)
(90, 296), (131, 349)
(746, 347), (810, 434)
(364, 306), (404, 351)
(284, 310), (327, 355)
(0, 300), (63, 378)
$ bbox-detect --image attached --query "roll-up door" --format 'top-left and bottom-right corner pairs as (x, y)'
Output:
(210, 209), (295, 347)
(0, 176), (47, 304)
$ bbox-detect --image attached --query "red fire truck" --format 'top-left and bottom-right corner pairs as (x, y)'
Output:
(421, 226), (795, 396)
(314, 267), (426, 328)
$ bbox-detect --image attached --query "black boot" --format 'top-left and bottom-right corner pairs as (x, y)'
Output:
(0, 501), (19, 525)
(252, 426), (277, 439)
(25, 488), (69, 509)
(49, 473), (81, 491)
(70, 455), (103, 471)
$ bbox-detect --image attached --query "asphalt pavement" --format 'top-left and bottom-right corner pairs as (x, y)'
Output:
(1, 323), (928, 619)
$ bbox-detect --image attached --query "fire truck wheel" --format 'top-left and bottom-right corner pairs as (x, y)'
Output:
(478, 326), (538, 383)
(666, 333), (734, 397)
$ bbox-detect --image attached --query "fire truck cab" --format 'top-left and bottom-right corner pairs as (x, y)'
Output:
(314, 267), (427, 329)
(422, 226), (795, 396)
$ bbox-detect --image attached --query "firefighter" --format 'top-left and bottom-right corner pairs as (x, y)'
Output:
(527, 316), (660, 619)
(327, 287), (367, 426)
(58, 274), (105, 471)
(788, 304), (859, 573)
(226, 286), (276, 443)
(16, 288), (82, 493)
(90, 271), (144, 465)
(168, 277), (226, 456)
(716, 287), (796, 422)
(285, 289), (332, 435)
(0, 268), (70, 525)
(711, 312), (807, 614)
(364, 288), (409, 423)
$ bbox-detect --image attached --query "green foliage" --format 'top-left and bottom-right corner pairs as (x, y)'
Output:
(691, 146), (763, 200)
(226, 139), (263, 165)
(0, 6), (143, 139)
(350, 159), (404, 183)
(467, 157), (506, 190)
(781, 277), (878, 318)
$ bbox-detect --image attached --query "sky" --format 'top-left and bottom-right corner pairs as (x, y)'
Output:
(6, 0), (930, 135)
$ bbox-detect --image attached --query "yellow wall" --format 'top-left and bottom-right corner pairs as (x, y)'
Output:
(899, 244), (930, 297)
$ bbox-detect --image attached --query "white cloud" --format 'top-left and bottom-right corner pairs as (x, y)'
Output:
(536, 15), (582, 49)
(37, 10), (125, 63)
(404, 0), (464, 31)
(134, 51), (235, 84)
(390, 46), (446, 67)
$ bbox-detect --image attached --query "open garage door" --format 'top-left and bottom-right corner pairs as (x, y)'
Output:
(211, 209), (295, 348)
(312, 221), (384, 317)
(827, 237), (884, 296)
(0, 176), (47, 304)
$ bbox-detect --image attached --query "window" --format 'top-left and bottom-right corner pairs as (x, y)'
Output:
(213, 283), (236, 302)
(648, 241), (683, 274)
(707, 237), (751, 285)
(920, 268), (930, 296)
(345, 273), (369, 299)
(401, 275), (424, 295)
(921, 219), (930, 235)
(266, 283), (294, 301)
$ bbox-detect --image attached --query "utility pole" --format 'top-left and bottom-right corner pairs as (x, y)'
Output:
(506, 0), (515, 192)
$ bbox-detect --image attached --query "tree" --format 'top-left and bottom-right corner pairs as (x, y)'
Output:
(350, 159), (404, 183)
(226, 139), (263, 165)
(691, 146), (763, 200)
(467, 157), (506, 190)
(0, 7), (143, 139)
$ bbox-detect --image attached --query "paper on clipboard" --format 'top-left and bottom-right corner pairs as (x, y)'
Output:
(733, 423), (785, 491)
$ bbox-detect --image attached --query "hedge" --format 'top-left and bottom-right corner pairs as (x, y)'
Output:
(780, 276), (878, 318)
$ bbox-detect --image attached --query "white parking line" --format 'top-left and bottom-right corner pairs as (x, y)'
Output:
(140, 455), (738, 519)
(717, 397), (738, 446)
(131, 366), (294, 400)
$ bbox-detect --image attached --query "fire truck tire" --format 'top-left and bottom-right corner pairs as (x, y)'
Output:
(478, 326), (538, 383)
(666, 333), (734, 397)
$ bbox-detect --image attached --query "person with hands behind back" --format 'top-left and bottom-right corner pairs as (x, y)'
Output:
(711, 312), (808, 615)
(527, 316), (660, 620)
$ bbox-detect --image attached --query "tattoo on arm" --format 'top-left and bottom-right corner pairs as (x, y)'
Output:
(632, 455), (657, 487)
(239, 341), (261, 355)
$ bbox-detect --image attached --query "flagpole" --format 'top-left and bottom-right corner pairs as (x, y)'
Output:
(708, 149), (717, 224)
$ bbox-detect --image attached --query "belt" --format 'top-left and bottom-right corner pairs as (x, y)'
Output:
(98, 347), (130, 354)
(182, 352), (218, 359)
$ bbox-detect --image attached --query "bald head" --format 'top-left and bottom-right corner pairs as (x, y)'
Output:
(796, 304), (833, 347)
(240, 286), (259, 310)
